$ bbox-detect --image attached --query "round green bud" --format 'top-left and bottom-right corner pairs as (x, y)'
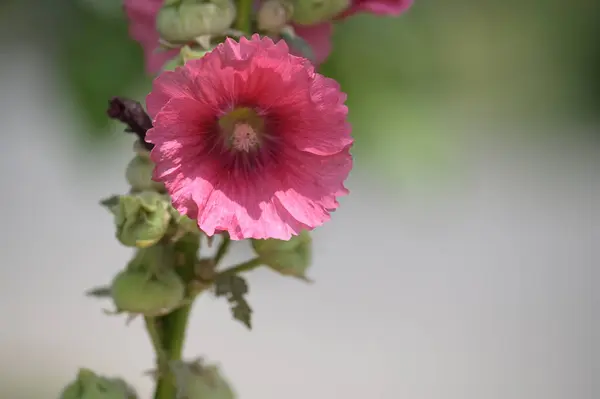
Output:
(157, 0), (236, 44)
(60, 369), (137, 399)
(114, 192), (171, 248)
(291, 0), (350, 25)
(251, 230), (312, 279)
(125, 155), (165, 193)
(111, 268), (185, 316)
(171, 359), (235, 399)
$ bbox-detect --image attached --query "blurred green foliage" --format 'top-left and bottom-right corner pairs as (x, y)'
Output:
(56, 1), (146, 137)
(1, 0), (598, 169)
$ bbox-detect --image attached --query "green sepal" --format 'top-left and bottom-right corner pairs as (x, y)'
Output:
(251, 230), (312, 281)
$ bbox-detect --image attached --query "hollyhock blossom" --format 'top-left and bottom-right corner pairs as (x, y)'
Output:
(124, 0), (179, 74)
(145, 35), (353, 240)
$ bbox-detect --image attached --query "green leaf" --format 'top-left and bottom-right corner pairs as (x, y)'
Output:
(214, 274), (252, 329)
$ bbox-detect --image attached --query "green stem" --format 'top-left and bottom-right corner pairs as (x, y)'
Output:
(144, 317), (168, 368)
(219, 257), (262, 276)
(153, 304), (193, 399)
(214, 234), (231, 265)
(151, 234), (234, 399)
(235, 0), (253, 34)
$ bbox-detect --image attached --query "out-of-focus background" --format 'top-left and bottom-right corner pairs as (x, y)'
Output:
(0, 0), (597, 398)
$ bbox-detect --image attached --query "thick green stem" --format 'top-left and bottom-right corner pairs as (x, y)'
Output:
(144, 317), (168, 368)
(149, 234), (232, 399)
(235, 0), (253, 34)
(153, 304), (193, 399)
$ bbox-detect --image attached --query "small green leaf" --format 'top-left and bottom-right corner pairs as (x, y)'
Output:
(100, 195), (121, 211)
(231, 299), (252, 329)
(214, 274), (252, 329)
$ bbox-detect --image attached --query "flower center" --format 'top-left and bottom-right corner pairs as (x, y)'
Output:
(218, 107), (265, 153)
(231, 123), (260, 152)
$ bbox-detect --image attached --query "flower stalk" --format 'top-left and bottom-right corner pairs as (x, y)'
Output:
(234, 0), (253, 33)
(151, 234), (232, 399)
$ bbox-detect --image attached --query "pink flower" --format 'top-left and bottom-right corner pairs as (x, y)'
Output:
(124, 0), (178, 74)
(145, 35), (353, 240)
(340, 0), (413, 18)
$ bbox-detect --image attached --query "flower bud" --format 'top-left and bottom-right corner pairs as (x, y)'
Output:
(111, 267), (185, 316)
(113, 192), (172, 248)
(291, 0), (350, 25)
(157, 0), (236, 44)
(133, 140), (151, 159)
(171, 359), (235, 399)
(251, 230), (312, 280)
(59, 368), (137, 399)
(125, 155), (165, 193)
(257, 0), (293, 34)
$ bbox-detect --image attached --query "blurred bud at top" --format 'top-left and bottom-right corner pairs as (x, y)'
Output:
(257, 0), (293, 34)
(291, 0), (350, 25)
(157, 0), (237, 43)
(251, 230), (312, 280)
(171, 359), (236, 399)
(59, 368), (137, 399)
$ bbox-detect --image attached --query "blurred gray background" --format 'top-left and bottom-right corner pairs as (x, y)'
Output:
(0, 0), (597, 398)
